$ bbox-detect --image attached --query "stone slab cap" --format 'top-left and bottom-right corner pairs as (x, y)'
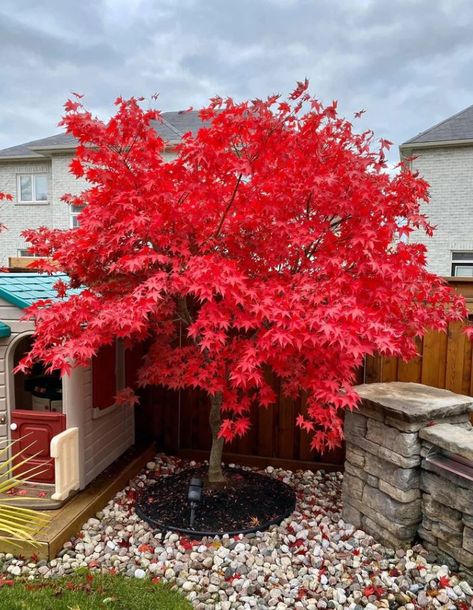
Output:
(354, 382), (473, 423)
(420, 423), (473, 463)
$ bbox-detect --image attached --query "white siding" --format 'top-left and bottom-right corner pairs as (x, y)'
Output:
(408, 145), (473, 276)
(81, 365), (134, 486)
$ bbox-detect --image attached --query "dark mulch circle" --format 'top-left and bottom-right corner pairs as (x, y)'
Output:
(135, 466), (296, 537)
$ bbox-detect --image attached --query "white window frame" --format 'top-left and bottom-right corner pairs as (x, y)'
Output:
(16, 173), (49, 204)
(17, 248), (38, 258)
(70, 204), (85, 228)
(451, 251), (473, 277)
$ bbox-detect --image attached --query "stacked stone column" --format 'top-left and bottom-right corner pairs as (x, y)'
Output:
(419, 422), (473, 579)
(342, 382), (473, 549)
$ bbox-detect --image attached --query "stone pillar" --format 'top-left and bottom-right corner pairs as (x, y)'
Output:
(342, 382), (473, 548)
(419, 423), (473, 579)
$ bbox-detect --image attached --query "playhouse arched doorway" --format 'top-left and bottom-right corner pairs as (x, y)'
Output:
(8, 334), (66, 484)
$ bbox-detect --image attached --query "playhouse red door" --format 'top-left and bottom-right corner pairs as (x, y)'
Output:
(10, 411), (66, 484)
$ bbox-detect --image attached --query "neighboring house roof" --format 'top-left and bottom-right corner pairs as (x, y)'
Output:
(402, 104), (473, 148)
(0, 110), (209, 160)
(0, 273), (79, 309)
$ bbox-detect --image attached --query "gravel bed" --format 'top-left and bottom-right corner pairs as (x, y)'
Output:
(1, 454), (473, 610)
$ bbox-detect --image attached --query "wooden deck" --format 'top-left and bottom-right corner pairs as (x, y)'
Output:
(0, 443), (155, 560)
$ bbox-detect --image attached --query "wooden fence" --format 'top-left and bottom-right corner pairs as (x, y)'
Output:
(137, 380), (345, 470)
(365, 278), (473, 396)
(136, 278), (473, 469)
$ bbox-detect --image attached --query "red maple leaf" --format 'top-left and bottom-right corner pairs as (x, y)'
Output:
(0, 579), (14, 588)
(438, 575), (450, 588)
(297, 587), (308, 600)
(179, 538), (194, 551)
(363, 585), (385, 598)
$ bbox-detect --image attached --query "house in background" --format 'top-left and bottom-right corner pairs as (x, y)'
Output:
(400, 104), (473, 278)
(0, 111), (206, 268)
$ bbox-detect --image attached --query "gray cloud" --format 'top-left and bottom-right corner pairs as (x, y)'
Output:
(1, 0), (473, 163)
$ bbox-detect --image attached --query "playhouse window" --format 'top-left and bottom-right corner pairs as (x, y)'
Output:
(13, 335), (63, 412)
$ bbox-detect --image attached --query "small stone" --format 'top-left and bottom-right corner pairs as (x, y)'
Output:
(459, 580), (473, 595)
(202, 557), (213, 569)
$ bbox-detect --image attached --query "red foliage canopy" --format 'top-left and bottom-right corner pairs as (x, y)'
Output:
(21, 82), (466, 452)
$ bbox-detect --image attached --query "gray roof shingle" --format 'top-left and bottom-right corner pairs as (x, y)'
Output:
(0, 110), (209, 159)
(403, 104), (473, 146)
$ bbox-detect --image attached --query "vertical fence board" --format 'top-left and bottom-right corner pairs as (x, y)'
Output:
(397, 338), (423, 383)
(298, 395), (313, 461)
(365, 355), (381, 383)
(462, 330), (472, 395)
(381, 357), (399, 382)
(257, 369), (276, 457)
(445, 322), (466, 394)
(421, 331), (448, 388)
(278, 390), (295, 460)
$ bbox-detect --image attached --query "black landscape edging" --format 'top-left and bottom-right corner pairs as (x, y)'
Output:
(135, 467), (297, 539)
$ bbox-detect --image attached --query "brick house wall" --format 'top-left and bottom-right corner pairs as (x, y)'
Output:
(406, 145), (473, 277)
(0, 154), (85, 265)
(0, 151), (175, 267)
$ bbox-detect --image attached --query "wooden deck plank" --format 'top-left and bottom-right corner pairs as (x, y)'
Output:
(0, 443), (154, 560)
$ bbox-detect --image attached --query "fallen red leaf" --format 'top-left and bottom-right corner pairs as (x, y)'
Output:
(438, 575), (450, 588)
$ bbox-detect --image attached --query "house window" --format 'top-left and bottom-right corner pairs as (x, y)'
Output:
(17, 174), (48, 203)
(17, 248), (38, 257)
(451, 251), (473, 277)
(70, 204), (85, 228)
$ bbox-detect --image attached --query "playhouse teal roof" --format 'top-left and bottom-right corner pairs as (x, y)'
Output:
(0, 322), (11, 337)
(0, 273), (79, 309)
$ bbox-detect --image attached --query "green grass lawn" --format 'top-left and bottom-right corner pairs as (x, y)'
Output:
(0, 573), (192, 610)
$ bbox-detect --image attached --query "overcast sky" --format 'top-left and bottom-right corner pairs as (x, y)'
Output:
(1, 0), (473, 164)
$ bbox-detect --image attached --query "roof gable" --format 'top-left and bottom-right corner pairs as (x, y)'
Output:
(0, 273), (79, 309)
(403, 104), (473, 146)
(0, 110), (209, 160)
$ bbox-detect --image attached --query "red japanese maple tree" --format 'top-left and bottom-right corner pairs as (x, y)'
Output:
(21, 83), (466, 482)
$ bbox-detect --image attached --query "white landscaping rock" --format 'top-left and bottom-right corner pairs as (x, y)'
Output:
(1, 454), (472, 609)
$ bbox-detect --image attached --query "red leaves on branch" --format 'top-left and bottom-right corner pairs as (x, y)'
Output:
(20, 83), (467, 453)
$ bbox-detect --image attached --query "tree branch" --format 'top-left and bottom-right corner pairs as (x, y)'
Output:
(177, 296), (193, 326)
(204, 174), (243, 246)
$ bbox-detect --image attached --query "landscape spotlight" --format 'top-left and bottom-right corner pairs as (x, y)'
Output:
(188, 477), (203, 528)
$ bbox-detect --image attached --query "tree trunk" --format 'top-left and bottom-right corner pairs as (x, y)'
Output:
(208, 392), (225, 483)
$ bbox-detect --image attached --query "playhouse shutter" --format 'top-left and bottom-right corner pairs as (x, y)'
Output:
(92, 343), (117, 410)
